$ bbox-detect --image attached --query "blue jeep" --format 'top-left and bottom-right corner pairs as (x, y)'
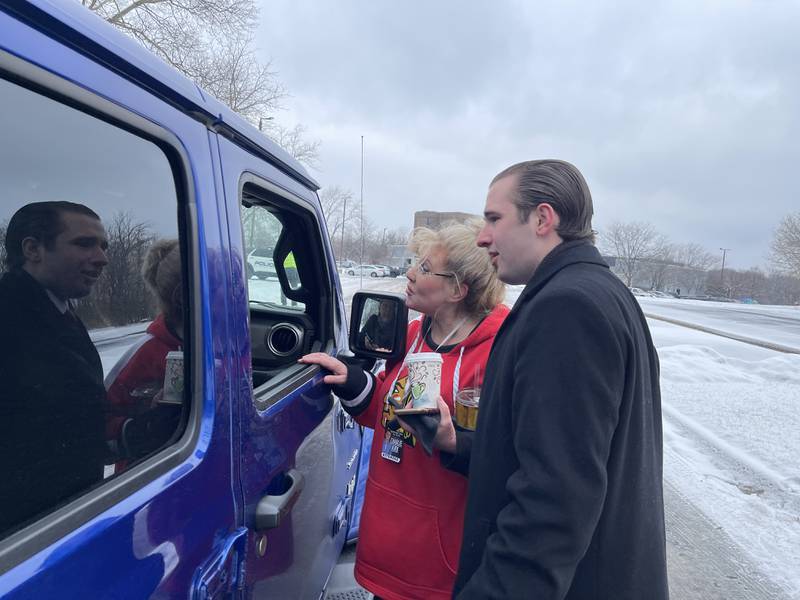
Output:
(0, 1), (403, 597)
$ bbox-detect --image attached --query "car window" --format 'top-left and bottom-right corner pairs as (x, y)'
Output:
(242, 204), (304, 311)
(239, 181), (332, 399)
(0, 76), (188, 538)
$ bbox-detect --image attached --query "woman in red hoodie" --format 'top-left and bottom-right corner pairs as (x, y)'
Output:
(105, 239), (183, 467)
(301, 220), (508, 600)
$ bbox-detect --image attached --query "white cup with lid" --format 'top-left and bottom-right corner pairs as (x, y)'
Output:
(404, 352), (443, 410)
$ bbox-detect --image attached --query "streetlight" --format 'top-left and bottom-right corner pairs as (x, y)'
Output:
(360, 135), (364, 289)
(720, 247), (732, 297)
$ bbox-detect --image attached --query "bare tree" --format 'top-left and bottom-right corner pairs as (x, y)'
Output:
(766, 273), (800, 305)
(673, 242), (717, 271)
(725, 268), (768, 302)
(641, 247), (675, 292)
(186, 32), (286, 125)
(319, 186), (355, 253)
(660, 242), (718, 295)
(770, 212), (800, 278)
(81, 0), (320, 166)
(85, 0), (256, 71)
(241, 205), (281, 255)
(371, 227), (410, 264)
(79, 212), (156, 327)
(600, 221), (670, 287)
(267, 124), (321, 170)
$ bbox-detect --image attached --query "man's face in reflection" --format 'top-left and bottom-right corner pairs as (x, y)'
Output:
(25, 212), (109, 301)
(379, 300), (394, 321)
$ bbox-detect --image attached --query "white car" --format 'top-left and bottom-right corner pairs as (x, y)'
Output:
(375, 265), (401, 277)
(247, 247), (277, 279)
(629, 287), (650, 297)
(346, 264), (382, 277)
(648, 290), (674, 299)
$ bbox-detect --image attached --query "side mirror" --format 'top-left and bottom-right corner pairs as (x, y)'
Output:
(349, 292), (407, 360)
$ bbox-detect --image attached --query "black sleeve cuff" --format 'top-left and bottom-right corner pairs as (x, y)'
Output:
(332, 363), (375, 417)
(440, 427), (472, 476)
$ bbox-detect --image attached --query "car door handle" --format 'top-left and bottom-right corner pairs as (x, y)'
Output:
(255, 469), (305, 531)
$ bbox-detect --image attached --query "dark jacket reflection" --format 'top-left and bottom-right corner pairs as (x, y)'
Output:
(0, 269), (106, 534)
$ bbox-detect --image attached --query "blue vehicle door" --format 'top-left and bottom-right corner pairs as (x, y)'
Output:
(215, 137), (362, 598)
(0, 3), (245, 597)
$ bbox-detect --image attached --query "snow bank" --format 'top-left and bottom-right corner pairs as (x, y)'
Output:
(658, 345), (800, 384)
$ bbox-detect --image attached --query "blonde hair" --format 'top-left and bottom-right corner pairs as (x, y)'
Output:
(409, 219), (505, 316)
(142, 239), (182, 321)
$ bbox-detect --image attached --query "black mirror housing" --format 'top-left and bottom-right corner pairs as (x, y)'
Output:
(349, 291), (408, 360)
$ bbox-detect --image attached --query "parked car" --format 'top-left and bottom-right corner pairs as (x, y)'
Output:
(247, 247), (277, 278)
(0, 3), (405, 596)
(629, 287), (650, 297)
(375, 264), (402, 277)
(648, 290), (674, 299)
(346, 264), (382, 277)
(336, 259), (357, 270)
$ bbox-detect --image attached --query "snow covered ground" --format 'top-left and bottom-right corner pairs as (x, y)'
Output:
(484, 285), (800, 597)
(647, 308), (800, 598)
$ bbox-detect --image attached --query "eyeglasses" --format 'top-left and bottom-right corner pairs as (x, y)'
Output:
(413, 258), (455, 279)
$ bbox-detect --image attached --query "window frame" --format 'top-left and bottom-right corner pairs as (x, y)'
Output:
(0, 48), (203, 571)
(237, 172), (337, 411)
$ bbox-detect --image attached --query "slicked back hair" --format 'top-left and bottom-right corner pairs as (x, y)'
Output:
(492, 159), (595, 243)
(4, 201), (101, 270)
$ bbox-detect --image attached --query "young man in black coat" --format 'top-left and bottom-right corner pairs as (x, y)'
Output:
(429, 160), (668, 599)
(0, 202), (110, 535)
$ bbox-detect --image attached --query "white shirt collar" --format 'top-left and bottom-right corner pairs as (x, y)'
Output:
(45, 289), (69, 314)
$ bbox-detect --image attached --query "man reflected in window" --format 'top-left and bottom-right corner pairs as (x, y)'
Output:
(358, 299), (396, 352)
(0, 201), (109, 534)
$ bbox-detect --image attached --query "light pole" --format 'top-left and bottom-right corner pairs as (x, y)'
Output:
(359, 135), (364, 289)
(339, 194), (347, 261)
(720, 247), (732, 297)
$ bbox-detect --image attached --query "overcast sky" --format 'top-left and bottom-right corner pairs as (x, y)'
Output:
(258, 0), (799, 269)
(1, 77), (177, 237)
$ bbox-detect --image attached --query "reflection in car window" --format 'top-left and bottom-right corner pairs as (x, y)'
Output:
(0, 77), (187, 537)
(357, 298), (396, 352)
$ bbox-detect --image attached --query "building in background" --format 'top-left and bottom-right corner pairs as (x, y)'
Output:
(414, 210), (479, 230)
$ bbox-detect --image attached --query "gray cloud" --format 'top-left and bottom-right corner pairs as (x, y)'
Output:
(258, 0), (800, 268)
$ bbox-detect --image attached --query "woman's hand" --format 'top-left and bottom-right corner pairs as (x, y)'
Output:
(298, 352), (348, 386)
(396, 395), (457, 454)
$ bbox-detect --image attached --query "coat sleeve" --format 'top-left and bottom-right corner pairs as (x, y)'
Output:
(457, 290), (625, 599)
(439, 428), (472, 475)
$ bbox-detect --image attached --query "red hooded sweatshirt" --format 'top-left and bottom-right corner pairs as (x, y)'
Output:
(352, 304), (509, 600)
(105, 314), (181, 441)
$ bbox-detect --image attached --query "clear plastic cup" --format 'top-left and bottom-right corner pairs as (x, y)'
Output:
(455, 387), (480, 431)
